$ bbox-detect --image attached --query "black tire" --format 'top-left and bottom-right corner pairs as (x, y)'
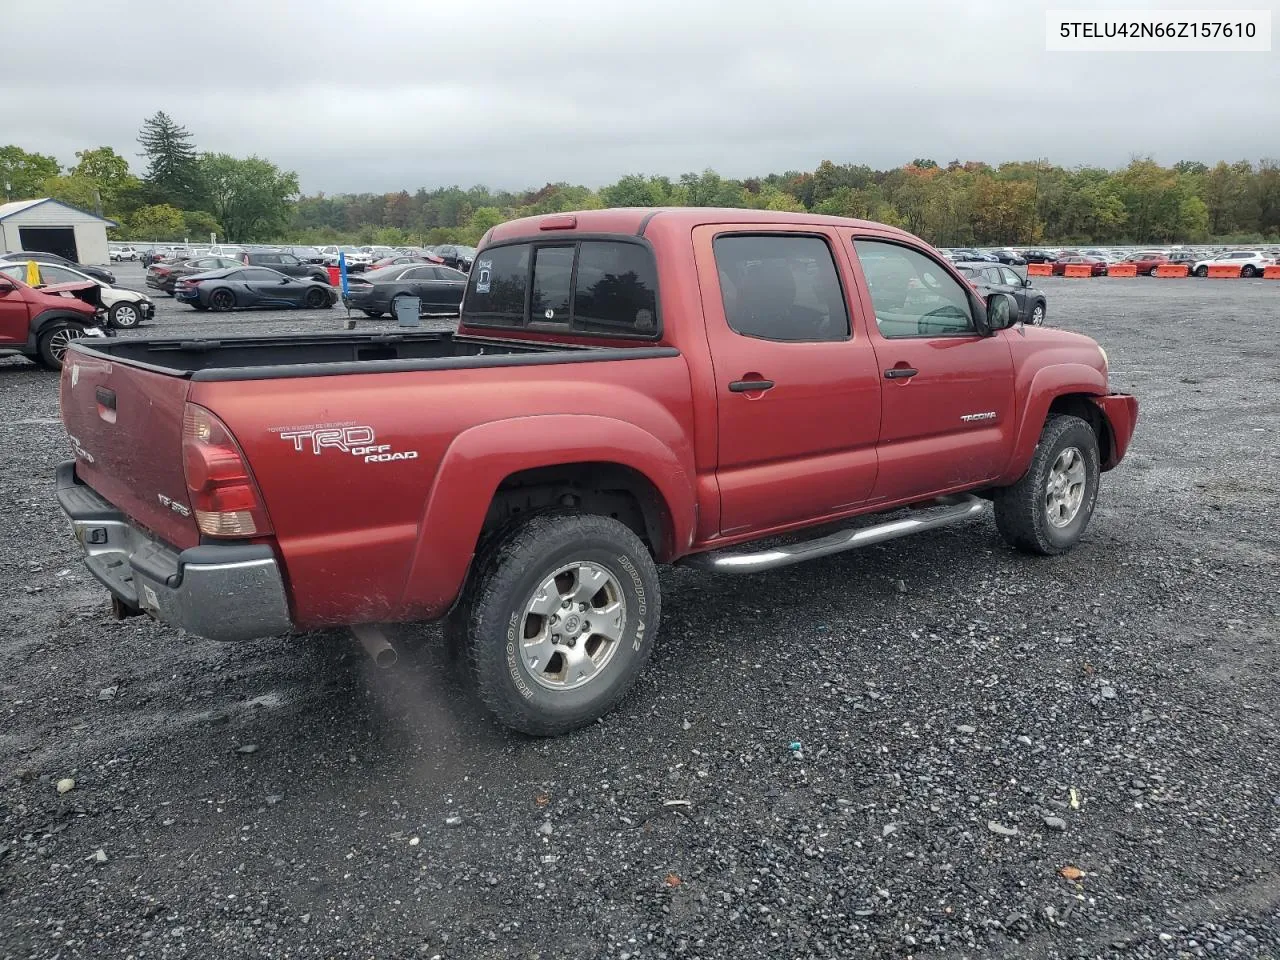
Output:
(208, 288), (235, 312)
(362, 309), (383, 318)
(304, 287), (329, 309)
(1194, 265), (1208, 278)
(108, 301), (142, 328)
(36, 322), (86, 370)
(1241, 265), (1257, 278)
(1028, 301), (1046, 326)
(993, 415), (1100, 556)
(458, 512), (661, 736)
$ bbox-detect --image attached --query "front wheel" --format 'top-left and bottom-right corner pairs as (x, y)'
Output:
(458, 513), (661, 736)
(1194, 266), (1208, 278)
(37, 323), (87, 370)
(304, 287), (329, 308)
(1241, 265), (1257, 278)
(1028, 302), (1046, 326)
(109, 302), (142, 328)
(993, 414), (1100, 556)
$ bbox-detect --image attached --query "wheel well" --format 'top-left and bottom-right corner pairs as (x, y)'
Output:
(482, 462), (671, 558)
(1048, 394), (1112, 464)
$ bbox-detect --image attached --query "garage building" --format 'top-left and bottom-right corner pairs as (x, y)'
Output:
(0, 198), (116, 266)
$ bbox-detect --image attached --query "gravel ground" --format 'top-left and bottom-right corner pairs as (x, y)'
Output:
(2, 268), (1278, 959)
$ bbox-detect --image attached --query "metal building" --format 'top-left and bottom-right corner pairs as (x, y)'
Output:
(0, 198), (116, 266)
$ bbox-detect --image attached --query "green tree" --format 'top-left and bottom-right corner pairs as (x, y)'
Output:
(182, 209), (223, 241)
(199, 153), (299, 241)
(41, 174), (103, 213)
(467, 206), (505, 240)
(71, 147), (139, 208)
(137, 112), (202, 208)
(0, 145), (60, 199)
(127, 203), (187, 240)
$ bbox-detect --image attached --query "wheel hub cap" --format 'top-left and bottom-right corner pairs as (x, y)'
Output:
(519, 561), (625, 691)
(1045, 446), (1086, 528)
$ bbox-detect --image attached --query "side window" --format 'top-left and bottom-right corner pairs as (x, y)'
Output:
(279, 254), (300, 266)
(712, 234), (849, 342)
(41, 266), (79, 284)
(463, 243), (529, 326)
(243, 268), (280, 282)
(529, 245), (574, 324)
(981, 267), (1002, 284)
(257, 254), (280, 265)
(853, 240), (975, 339)
(573, 241), (659, 335)
(1000, 266), (1023, 286)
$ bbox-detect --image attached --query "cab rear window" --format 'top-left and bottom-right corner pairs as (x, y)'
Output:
(463, 239), (660, 338)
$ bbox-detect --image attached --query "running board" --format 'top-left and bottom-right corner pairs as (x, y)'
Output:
(682, 495), (987, 574)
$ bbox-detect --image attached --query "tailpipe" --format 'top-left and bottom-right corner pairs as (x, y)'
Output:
(351, 624), (398, 668)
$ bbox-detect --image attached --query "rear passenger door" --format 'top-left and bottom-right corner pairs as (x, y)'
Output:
(846, 237), (1016, 502)
(692, 225), (882, 536)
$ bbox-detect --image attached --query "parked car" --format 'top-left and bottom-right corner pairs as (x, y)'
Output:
(434, 244), (477, 272)
(110, 245), (140, 262)
(1191, 250), (1272, 278)
(330, 246), (373, 271)
(0, 261), (154, 329)
(367, 253), (446, 272)
(1120, 252), (1169, 275)
(287, 246), (327, 265)
(147, 255), (245, 295)
(954, 261), (1047, 325)
(207, 245), (246, 260)
(0, 251), (115, 285)
(992, 249), (1027, 266)
(341, 263), (468, 317)
(238, 250), (329, 282)
(57, 207), (1138, 735)
(1163, 251), (1200, 272)
(949, 248), (998, 263)
(0, 272), (107, 369)
(1019, 250), (1059, 264)
(1051, 255), (1108, 277)
(175, 266), (337, 311)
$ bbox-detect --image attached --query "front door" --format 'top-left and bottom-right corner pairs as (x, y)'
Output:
(0, 277), (29, 344)
(846, 236), (1016, 503)
(693, 225), (882, 537)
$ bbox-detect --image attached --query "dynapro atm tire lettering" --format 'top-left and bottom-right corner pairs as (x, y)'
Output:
(277, 424), (419, 463)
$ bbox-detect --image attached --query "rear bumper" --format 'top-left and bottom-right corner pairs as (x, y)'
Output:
(1092, 393), (1139, 470)
(55, 462), (292, 642)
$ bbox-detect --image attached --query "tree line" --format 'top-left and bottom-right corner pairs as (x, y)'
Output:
(3, 116), (1278, 246)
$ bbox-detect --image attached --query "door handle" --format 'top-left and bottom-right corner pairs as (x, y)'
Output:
(884, 367), (918, 380)
(729, 379), (775, 393)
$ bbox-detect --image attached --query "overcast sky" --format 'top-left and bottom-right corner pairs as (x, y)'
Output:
(6, 0), (1278, 194)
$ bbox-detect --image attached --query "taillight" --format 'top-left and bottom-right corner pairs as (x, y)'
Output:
(182, 404), (272, 538)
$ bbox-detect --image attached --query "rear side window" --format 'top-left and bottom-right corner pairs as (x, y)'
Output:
(712, 234), (849, 342)
(463, 239), (660, 337)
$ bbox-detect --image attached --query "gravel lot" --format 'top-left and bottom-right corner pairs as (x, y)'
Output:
(2, 267), (1278, 959)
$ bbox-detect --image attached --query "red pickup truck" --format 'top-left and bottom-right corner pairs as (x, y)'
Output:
(56, 209), (1138, 735)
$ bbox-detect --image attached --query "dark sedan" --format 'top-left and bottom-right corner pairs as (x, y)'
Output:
(0, 251), (115, 285)
(147, 255), (243, 295)
(176, 266), (336, 312)
(1019, 250), (1059, 264)
(368, 254), (445, 271)
(433, 244), (476, 272)
(954, 261), (1047, 325)
(341, 263), (467, 317)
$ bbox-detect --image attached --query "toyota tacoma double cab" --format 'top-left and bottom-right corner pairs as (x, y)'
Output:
(56, 209), (1138, 735)
(1, 273), (108, 369)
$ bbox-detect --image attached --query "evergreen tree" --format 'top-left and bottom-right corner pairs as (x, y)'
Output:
(137, 112), (201, 208)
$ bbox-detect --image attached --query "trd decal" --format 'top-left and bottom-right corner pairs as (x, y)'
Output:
(274, 424), (419, 463)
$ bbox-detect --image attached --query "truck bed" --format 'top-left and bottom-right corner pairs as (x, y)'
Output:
(74, 330), (677, 381)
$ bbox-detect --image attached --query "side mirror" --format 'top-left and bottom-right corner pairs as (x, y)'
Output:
(280, 277), (291, 284)
(1023, 277), (1034, 287)
(985, 292), (1018, 332)
(0, 279), (14, 294)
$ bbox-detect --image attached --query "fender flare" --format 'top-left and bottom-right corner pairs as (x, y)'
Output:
(26, 309), (94, 351)
(998, 363), (1106, 484)
(398, 414), (696, 617)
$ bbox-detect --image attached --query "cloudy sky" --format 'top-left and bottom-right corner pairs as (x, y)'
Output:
(6, 0), (1278, 194)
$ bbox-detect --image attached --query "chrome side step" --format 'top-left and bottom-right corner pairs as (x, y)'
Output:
(682, 495), (987, 574)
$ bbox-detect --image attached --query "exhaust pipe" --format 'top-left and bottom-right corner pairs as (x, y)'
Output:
(351, 624), (398, 668)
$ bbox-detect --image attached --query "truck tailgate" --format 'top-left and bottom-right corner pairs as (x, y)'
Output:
(60, 350), (200, 549)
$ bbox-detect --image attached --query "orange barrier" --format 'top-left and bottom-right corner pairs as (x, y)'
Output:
(1063, 263), (1094, 277)
(1106, 263), (1138, 277)
(1153, 263), (1189, 278)
(1207, 263), (1243, 278)
(1027, 262), (1053, 276)
(1263, 265), (1280, 279)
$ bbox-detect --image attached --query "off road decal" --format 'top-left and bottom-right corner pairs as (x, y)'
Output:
(271, 422), (419, 464)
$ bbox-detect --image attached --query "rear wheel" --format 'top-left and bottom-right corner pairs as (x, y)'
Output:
(109, 302), (141, 328)
(1241, 265), (1257, 278)
(457, 512), (661, 736)
(36, 323), (87, 370)
(304, 287), (329, 308)
(208, 288), (235, 312)
(1194, 265), (1208, 278)
(993, 414), (1100, 556)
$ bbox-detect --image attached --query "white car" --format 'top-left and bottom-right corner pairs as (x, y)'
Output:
(1191, 250), (1272, 278)
(110, 245), (139, 262)
(0, 261), (155, 328)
